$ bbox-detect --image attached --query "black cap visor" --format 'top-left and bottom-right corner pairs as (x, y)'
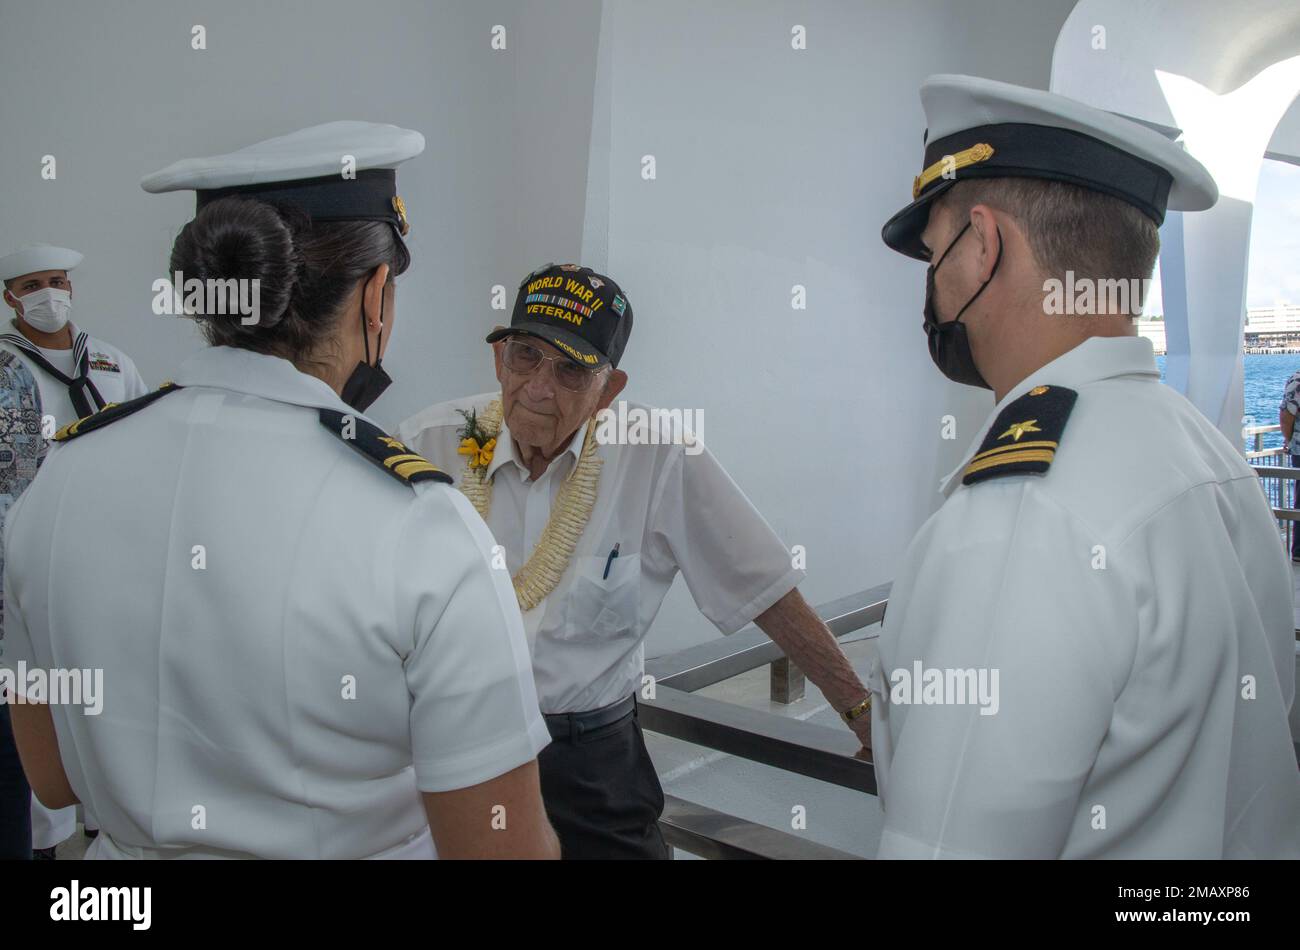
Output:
(882, 123), (1173, 262)
(881, 178), (957, 261)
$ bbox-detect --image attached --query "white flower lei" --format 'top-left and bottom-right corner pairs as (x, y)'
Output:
(459, 398), (603, 611)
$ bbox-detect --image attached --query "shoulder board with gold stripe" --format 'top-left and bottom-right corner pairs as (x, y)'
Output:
(961, 384), (1077, 486)
(318, 408), (452, 488)
(53, 382), (183, 442)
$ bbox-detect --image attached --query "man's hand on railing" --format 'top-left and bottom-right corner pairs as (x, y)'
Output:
(849, 717), (872, 756)
(754, 587), (876, 751)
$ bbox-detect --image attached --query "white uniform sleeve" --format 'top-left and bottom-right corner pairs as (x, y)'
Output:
(644, 444), (804, 635)
(119, 352), (149, 400)
(395, 415), (422, 451)
(395, 486), (549, 793)
(876, 483), (1124, 859)
(1, 491), (36, 677)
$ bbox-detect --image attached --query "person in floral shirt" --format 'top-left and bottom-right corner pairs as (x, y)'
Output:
(0, 349), (45, 858)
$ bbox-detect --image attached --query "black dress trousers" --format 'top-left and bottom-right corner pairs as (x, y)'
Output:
(537, 707), (670, 860)
(0, 703), (32, 859)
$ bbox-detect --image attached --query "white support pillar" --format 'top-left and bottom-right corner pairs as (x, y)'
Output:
(1156, 59), (1300, 441)
(1051, 0), (1300, 447)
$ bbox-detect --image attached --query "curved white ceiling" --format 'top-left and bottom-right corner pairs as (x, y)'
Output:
(1051, 0), (1300, 162)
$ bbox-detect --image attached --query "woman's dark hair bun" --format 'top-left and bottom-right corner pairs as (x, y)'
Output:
(168, 195), (407, 363)
(168, 197), (302, 329)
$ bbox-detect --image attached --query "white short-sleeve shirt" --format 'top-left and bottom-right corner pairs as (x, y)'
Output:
(0, 323), (148, 428)
(399, 395), (804, 713)
(0, 346), (549, 859)
(872, 336), (1300, 859)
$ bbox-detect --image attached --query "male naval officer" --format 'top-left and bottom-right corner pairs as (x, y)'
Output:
(399, 264), (875, 859)
(1, 245), (148, 428)
(870, 74), (1300, 859)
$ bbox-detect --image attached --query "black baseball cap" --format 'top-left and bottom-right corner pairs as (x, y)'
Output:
(486, 263), (633, 368)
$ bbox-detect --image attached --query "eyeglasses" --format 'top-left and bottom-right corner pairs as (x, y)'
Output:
(502, 339), (605, 393)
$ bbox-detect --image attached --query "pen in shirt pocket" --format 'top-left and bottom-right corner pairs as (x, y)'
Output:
(602, 542), (621, 579)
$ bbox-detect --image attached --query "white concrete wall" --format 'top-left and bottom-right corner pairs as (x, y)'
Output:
(0, 0), (603, 432)
(584, 0), (1080, 656)
(0, 0), (1079, 660)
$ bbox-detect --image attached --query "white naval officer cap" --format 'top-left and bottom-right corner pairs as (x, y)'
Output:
(140, 120), (425, 236)
(881, 74), (1219, 261)
(0, 244), (83, 282)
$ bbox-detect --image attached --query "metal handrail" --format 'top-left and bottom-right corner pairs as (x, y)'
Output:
(1252, 465), (1300, 479)
(659, 794), (859, 860)
(646, 583), (890, 691)
(1245, 424), (1285, 460)
(646, 580), (1300, 857)
(644, 585), (889, 856)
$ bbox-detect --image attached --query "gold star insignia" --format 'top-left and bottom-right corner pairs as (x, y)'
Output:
(998, 419), (1041, 442)
(378, 436), (407, 451)
(1028, 385), (1049, 396)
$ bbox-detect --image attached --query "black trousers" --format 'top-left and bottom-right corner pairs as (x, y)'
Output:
(537, 704), (670, 860)
(0, 703), (32, 860)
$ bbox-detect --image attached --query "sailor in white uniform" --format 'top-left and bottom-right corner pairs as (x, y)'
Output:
(0, 244), (147, 855)
(0, 245), (148, 427)
(0, 351), (44, 859)
(1, 122), (557, 859)
(871, 75), (1300, 858)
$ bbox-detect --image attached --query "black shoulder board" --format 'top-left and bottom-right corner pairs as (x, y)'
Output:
(962, 384), (1077, 486)
(53, 382), (182, 442)
(318, 408), (452, 487)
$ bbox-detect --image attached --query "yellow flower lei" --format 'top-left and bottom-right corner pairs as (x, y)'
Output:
(459, 398), (603, 612)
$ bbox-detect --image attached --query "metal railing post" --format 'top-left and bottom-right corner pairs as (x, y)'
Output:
(770, 657), (805, 704)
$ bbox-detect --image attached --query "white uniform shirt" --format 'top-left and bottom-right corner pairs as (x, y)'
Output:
(0, 323), (148, 428)
(0, 349), (75, 850)
(871, 336), (1300, 859)
(1, 347), (549, 859)
(1, 325), (147, 850)
(399, 394), (803, 713)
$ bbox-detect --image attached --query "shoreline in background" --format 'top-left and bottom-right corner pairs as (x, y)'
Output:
(1157, 352), (1300, 453)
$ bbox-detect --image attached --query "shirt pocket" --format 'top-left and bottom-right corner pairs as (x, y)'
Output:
(560, 553), (642, 643)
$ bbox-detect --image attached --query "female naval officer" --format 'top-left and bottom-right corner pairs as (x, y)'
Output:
(0, 122), (557, 859)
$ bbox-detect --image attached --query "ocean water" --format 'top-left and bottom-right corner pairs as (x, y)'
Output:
(1156, 353), (1300, 454)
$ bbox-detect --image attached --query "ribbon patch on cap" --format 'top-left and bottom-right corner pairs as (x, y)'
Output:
(524, 275), (607, 327)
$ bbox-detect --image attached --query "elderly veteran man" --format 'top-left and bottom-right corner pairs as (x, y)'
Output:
(871, 74), (1300, 858)
(399, 263), (872, 859)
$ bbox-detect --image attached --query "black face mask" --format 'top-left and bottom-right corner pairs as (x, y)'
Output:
(340, 288), (392, 413)
(923, 220), (1003, 390)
